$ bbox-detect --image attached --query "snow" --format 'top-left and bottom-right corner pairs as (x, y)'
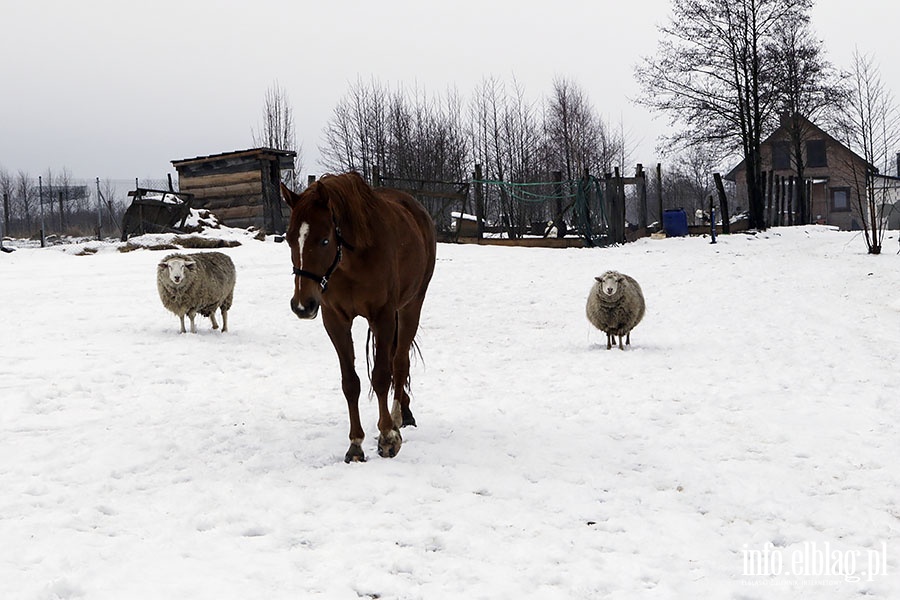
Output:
(1, 226), (898, 599)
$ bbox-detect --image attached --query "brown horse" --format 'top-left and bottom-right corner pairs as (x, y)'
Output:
(280, 172), (437, 462)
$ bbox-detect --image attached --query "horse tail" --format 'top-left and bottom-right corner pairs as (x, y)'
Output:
(366, 327), (375, 399)
(364, 314), (423, 398)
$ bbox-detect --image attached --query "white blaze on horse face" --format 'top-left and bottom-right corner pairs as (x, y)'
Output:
(296, 222), (310, 271)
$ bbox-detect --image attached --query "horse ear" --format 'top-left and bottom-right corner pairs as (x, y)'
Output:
(281, 183), (298, 208)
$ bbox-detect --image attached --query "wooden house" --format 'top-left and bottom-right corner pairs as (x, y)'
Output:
(172, 148), (296, 233)
(725, 115), (872, 230)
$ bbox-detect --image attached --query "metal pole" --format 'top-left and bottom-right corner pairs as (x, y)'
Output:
(38, 176), (46, 248)
(96, 177), (102, 240)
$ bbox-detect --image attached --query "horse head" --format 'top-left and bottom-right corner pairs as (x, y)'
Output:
(281, 181), (343, 320)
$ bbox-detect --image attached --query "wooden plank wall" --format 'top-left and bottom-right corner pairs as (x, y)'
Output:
(178, 169), (266, 230)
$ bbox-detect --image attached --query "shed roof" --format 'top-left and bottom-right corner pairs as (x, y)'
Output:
(171, 147), (296, 169)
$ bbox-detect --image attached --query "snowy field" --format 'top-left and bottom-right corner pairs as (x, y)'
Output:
(0, 226), (898, 599)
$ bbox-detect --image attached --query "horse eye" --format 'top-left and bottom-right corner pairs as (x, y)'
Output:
(321, 239), (330, 246)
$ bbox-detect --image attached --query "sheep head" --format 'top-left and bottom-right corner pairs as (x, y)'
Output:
(595, 271), (624, 297)
(159, 256), (197, 286)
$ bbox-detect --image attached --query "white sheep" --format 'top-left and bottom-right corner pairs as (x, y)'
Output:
(157, 252), (236, 334)
(586, 270), (645, 350)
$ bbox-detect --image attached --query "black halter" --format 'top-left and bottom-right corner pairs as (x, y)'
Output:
(292, 226), (352, 293)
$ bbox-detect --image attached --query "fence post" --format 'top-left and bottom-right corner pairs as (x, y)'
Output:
(604, 173), (616, 242)
(656, 163), (663, 231)
(713, 172), (730, 234)
(474, 164), (484, 239)
(614, 167), (626, 244)
(3, 191), (9, 238)
(38, 176), (46, 248)
(787, 175), (795, 226)
(0, 197), (5, 252)
(637, 164), (648, 230)
(96, 178), (102, 240)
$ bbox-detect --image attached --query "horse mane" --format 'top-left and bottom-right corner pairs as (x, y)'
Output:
(317, 172), (379, 249)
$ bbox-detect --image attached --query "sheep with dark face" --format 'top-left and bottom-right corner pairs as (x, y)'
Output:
(586, 270), (645, 350)
(157, 252), (235, 334)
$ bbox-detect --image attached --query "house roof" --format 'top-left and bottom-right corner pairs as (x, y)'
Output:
(723, 115), (872, 181)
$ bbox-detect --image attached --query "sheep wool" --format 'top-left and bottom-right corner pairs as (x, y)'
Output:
(586, 270), (645, 350)
(157, 252), (236, 334)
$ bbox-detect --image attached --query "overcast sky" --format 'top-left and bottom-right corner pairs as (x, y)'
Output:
(1, 0), (896, 182)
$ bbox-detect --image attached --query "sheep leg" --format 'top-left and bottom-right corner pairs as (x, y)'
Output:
(606, 332), (613, 350)
(626, 332), (631, 347)
(618, 334), (625, 350)
(187, 310), (198, 334)
(178, 314), (187, 334)
(220, 308), (228, 333)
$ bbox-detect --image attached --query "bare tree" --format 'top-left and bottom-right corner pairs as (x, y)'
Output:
(669, 147), (722, 219)
(95, 179), (125, 236)
(636, 0), (813, 230)
(543, 77), (611, 180)
(320, 77), (388, 179)
(770, 19), (847, 225)
(468, 76), (520, 234)
(836, 51), (900, 254)
(15, 171), (33, 234)
(252, 81), (303, 179)
(320, 87), (361, 173)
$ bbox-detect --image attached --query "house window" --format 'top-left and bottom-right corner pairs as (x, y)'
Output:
(772, 141), (791, 170)
(832, 187), (850, 212)
(807, 140), (827, 167)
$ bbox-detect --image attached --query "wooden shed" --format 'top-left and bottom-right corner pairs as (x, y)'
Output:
(172, 148), (296, 233)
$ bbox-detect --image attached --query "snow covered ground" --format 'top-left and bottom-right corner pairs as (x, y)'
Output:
(0, 226), (897, 599)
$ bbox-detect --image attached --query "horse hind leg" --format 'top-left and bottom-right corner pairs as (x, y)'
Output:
(391, 304), (424, 429)
(371, 313), (402, 459)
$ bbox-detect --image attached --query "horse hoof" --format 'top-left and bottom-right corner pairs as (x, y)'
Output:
(344, 444), (366, 463)
(401, 407), (417, 428)
(377, 428), (402, 458)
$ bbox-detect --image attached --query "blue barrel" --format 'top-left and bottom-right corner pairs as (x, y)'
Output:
(663, 209), (689, 237)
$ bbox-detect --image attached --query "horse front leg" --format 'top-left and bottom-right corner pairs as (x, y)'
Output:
(323, 311), (364, 462)
(371, 313), (401, 458)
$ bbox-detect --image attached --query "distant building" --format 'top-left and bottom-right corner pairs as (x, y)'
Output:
(172, 148), (296, 233)
(725, 115), (873, 230)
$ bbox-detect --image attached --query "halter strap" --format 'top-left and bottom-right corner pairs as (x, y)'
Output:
(292, 226), (352, 293)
